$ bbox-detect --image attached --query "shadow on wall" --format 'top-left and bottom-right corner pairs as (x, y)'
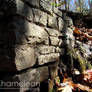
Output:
(0, 0), (34, 92)
(0, 0), (48, 92)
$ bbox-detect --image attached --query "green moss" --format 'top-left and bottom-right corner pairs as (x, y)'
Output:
(65, 46), (92, 73)
(86, 61), (92, 69)
(77, 55), (86, 72)
(48, 89), (55, 92)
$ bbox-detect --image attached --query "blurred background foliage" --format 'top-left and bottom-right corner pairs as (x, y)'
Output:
(50, 0), (92, 15)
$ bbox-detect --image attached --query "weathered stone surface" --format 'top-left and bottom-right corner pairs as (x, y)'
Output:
(45, 28), (62, 37)
(66, 27), (75, 47)
(67, 28), (73, 34)
(18, 66), (48, 82)
(25, 22), (49, 45)
(32, 8), (47, 25)
(23, 0), (40, 7)
(47, 14), (58, 29)
(55, 47), (61, 53)
(14, 66), (48, 84)
(53, 7), (62, 17)
(37, 45), (55, 54)
(50, 36), (60, 46)
(40, 0), (53, 13)
(15, 45), (36, 71)
(39, 11), (47, 26)
(25, 22), (48, 39)
(38, 53), (60, 65)
(16, 0), (33, 21)
(58, 17), (64, 31)
(14, 19), (49, 44)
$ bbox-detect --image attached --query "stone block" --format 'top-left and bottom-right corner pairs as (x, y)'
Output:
(37, 45), (55, 54)
(53, 7), (62, 17)
(45, 28), (62, 37)
(47, 14), (58, 29)
(55, 47), (61, 53)
(50, 36), (60, 46)
(66, 27), (75, 47)
(16, 0), (33, 21)
(58, 17), (64, 31)
(25, 22), (48, 39)
(38, 53), (60, 65)
(32, 8), (47, 26)
(15, 45), (36, 71)
(14, 19), (49, 44)
(40, 0), (53, 13)
(2, 67), (49, 92)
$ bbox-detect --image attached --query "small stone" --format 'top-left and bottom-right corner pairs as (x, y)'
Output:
(59, 39), (63, 46)
(27, 37), (44, 44)
(55, 47), (61, 53)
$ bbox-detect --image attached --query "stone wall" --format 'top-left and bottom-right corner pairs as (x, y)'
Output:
(0, 0), (65, 92)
